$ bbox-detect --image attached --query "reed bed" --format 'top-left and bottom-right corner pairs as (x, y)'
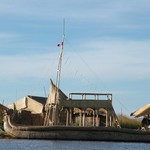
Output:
(117, 114), (141, 129)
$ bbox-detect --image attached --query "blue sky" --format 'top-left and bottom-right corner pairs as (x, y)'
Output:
(0, 0), (150, 116)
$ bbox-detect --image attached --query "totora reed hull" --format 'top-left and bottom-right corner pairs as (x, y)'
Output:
(4, 115), (150, 142)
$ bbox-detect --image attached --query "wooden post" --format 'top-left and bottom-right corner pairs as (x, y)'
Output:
(69, 108), (72, 125)
(109, 115), (112, 127)
(66, 108), (69, 126)
(93, 110), (95, 126)
(83, 111), (85, 127)
(79, 111), (82, 126)
(106, 111), (108, 127)
(96, 110), (99, 126)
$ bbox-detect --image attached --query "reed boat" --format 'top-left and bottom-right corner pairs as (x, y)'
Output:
(3, 114), (150, 142)
(3, 22), (150, 142)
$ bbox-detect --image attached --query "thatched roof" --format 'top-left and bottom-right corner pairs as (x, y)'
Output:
(130, 104), (150, 117)
(8, 96), (47, 114)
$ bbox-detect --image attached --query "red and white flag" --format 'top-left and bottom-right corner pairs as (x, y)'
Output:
(57, 42), (63, 47)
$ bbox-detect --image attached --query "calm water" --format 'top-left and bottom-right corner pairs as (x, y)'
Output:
(0, 139), (150, 150)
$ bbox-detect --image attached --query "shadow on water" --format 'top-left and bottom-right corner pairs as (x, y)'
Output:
(0, 139), (150, 150)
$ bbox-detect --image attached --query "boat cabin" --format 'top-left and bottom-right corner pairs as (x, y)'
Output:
(44, 80), (118, 127)
(59, 93), (114, 127)
(7, 80), (118, 127)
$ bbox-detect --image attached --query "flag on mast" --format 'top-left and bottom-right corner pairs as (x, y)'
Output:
(57, 42), (63, 47)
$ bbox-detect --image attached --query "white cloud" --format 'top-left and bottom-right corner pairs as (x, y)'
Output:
(62, 38), (150, 81)
(1, 35), (150, 84)
(0, 52), (58, 80)
(0, 0), (150, 24)
(0, 32), (19, 40)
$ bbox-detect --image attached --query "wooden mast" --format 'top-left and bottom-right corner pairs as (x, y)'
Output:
(53, 20), (65, 125)
(44, 20), (65, 126)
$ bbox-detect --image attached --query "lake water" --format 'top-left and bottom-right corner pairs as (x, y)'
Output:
(0, 139), (150, 150)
